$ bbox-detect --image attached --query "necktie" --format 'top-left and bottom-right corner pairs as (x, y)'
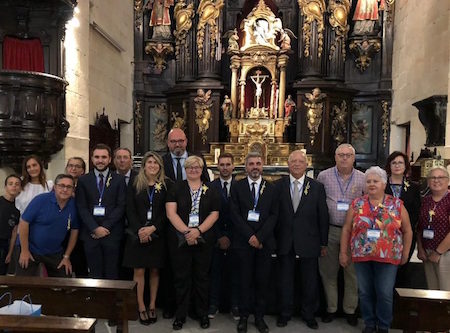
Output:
(176, 157), (183, 181)
(251, 182), (256, 204)
(98, 173), (104, 192)
(223, 181), (228, 198)
(292, 180), (300, 213)
(125, 176), (130, 186)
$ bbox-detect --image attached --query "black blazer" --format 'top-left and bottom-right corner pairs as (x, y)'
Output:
(275, 176), (329, 257)
(210, 177), (235, 240)
(76, 170), (126, 241)
(127, 169), (138, 189)
(166, 180), (221, 244)
(126, 177), (173, 235)
(385, 178), (421, 230)
(230, 178), (278, 250)
(162, 153), (210, 183)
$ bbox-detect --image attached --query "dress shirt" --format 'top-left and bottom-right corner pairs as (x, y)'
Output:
(170, 151), (188, 180)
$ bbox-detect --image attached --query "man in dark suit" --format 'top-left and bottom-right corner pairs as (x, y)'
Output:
(208, 153), (240, 320)
(76, 143), (126, 279)
(113, 147), (137, 187)
(163, 128), (209, 182)
(275, 150), (329, 330)
(230, 152), (278, 333)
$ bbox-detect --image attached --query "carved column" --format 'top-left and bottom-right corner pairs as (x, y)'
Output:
(278, 54), (289, 118)
(230, 57), (239, 118)
(239, 78), (246, 118)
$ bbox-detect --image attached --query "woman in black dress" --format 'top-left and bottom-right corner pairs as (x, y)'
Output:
(123, 151), (172, 325)
(166, 155), (220, 330)
(384, 151), (421, 286)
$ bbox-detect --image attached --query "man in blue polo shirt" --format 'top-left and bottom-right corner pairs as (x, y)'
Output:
(17, 174), (79, 277)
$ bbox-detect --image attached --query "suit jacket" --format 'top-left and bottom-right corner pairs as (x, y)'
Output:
(163, 152), (210, 183)
(230, 178), (278, 250)
(275, 176), (329, 257)
(385, 177), (421, 229)
(210, 177), (236, 240)
(127, 169), (138, 189)
(76, 170), (127, 242)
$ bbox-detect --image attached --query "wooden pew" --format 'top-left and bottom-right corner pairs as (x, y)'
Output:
(392, 288), (450, 332)
(0, 315), (96, 332)
(0, 276), (137, 333)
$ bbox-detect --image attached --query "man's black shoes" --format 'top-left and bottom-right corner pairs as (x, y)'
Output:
(237, 316), (248, 333)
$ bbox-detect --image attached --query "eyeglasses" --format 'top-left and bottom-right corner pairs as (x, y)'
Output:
(337, 153), (354, 159)
(391, 161), (405, 166)
(186, 166), (201, 171)
(56, 184), (74, 190)
(67, 164), (83, 169)
(169, 139), (185, 145)
(428, 176), (449, 181)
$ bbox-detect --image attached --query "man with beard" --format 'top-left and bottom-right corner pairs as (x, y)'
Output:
(163, 128), (209, 183)
(76, 143), (126, 279)
(230, 152), (278, 333)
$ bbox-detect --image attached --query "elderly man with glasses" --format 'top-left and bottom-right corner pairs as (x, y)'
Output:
(16, 174), (79, 277)
(317, 143), (365, 326)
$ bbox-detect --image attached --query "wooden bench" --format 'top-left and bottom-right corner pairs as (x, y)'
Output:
(392, 288), (450, 332)
(0, 276), (137, 333)
(0, 315), (96, 332)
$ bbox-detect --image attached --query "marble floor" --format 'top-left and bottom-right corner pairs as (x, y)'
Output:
(95, 311), (404, 333)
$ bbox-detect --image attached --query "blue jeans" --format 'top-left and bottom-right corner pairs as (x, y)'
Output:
(354, 261), (398, 330)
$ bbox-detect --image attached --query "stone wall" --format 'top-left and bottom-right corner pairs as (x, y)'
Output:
(391, 0), (450, 158)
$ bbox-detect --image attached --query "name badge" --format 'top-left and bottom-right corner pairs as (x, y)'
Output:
(367, 229), (381, 239)
(147, 209), (152, 221)
(423, 229), (435, 240)
(93, 205), (106, 217)
(188, 213), (200, 227)
(337, 201), (350, 211)
(247, 210), (260, 222)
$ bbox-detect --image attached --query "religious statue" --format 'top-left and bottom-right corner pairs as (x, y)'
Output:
(148, 0), (174, 39)
(196, 0), (224, 59)
(226, 29), (239, 52)
(253, 19), (270, 45)
(284, 95), (296, 118)
(194, 89), (213, 143)
(304, 88), (327, 145)
(221, 95), (232, 120)
(352, 0), (385, 35)
(250, 70), (268, 109)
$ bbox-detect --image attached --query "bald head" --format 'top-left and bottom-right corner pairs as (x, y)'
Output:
(167, 128), (187, 156)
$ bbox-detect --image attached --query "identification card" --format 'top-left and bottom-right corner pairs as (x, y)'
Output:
(367, 229), (381, 239)
(247, 210), (260, 222)
(188, 213), (200, 227)
(337, 201), (350, 211)
(147, 209), (152, 221)
(423, 229), (435, 240)
(93, 205), (106, 217)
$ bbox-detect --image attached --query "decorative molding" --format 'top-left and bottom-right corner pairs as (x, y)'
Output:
(134, 0), (144, 30)
(331, 100), (348, 145)
(196, 0), (224, 59)
(298, 0), (326, 58)
(171, 101), (188, 131)
(328, 0), (350, 60)
(381, 100), (390, 148)
(348, 37), (381, 72)
(144, 41), (174, 72)
(152, 103), (168, 151)
(304, 88), (327, 145)
(173, 0), (194, 60)
(134, 100), (143, 146)
(90, 21), (125, 52)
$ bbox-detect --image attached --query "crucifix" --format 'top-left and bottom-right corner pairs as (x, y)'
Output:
(250, 70), (269, 109)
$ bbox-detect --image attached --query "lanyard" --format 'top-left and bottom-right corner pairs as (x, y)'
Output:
(190, 185), (202, 213)
(334, 167), (354, 198)
(147, 186), (156, 207)
(97, 172), (108, 205)
(252, 181), (262, 209)
(368, 195), (385, 229)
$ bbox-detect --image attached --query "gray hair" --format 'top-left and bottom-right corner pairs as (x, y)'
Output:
(365, 166), (387, 184)
(288, 149), (307, 163)
(335, 143), (355, 155)
(427, 166), (449, 178)
(245, 151), (262, 164)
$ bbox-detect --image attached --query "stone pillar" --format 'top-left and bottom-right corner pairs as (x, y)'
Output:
(239, 78), (246, 118)
(278, 55), (289, 118)
(230, 58), (240, 118)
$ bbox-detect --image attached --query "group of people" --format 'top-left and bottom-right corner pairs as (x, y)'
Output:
(0, 128), (448, 333)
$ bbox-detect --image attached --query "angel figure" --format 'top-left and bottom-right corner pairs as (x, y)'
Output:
(194, 89), (212, 104)
(304, 88), (327, 145)
(224, 29), (239, 52)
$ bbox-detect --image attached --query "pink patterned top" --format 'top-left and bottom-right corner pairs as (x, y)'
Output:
(350, 194), (404, 265)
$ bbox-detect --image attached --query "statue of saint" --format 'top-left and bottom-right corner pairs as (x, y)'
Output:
(148, 0), (174, 39)
(352, 0), (385, 35)
(250, 70), (268, 109)
(284, 95), (296, 118)
(221, 95), (232, 120)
